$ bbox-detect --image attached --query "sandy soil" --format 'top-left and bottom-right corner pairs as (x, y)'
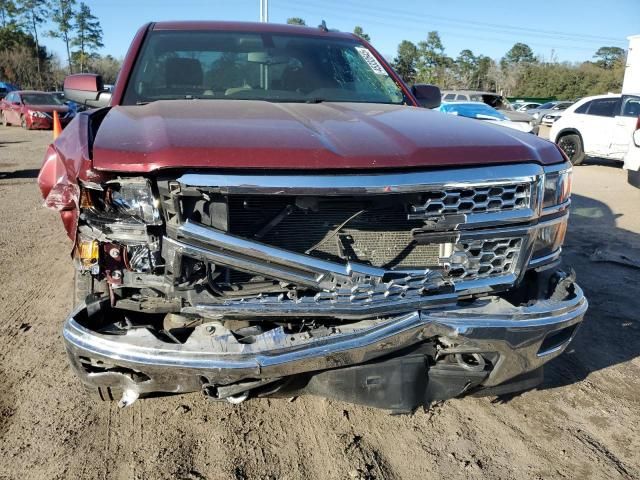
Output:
(0, 126), (639, 480)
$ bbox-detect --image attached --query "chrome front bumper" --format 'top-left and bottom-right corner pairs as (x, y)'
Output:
(63, 283), (587, 407)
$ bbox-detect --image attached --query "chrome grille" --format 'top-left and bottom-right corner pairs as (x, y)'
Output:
(448, 238), (522, 280)
(226, 197), (439, 269)
(410, 183), (531, 217)
(168, 166), (542, 303)
(186, 270), (456, 318)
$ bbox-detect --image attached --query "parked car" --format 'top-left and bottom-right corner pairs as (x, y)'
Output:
(623, 117), (640, 187)
(0, 81), (18, 100)
(513, 102), (541, 112)
(51, 90), (87, 114)
(0, 90), (74, 129)
(440, 90), (535, 125)
(549, 93), (640, 165)
(437, 101), (534, 133)
(38, 21), (586, 412)
(529, 101), (574, 124)
(540, 111), (564, 126)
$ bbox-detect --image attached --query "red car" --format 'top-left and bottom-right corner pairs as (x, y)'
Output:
(0, 90), (73, 129)
(38, 21), (586, 412)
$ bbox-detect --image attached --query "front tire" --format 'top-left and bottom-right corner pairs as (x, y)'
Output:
(20, 115), (29, 130)
(557, 134), (585, 165)
(629, 170), (640, 189)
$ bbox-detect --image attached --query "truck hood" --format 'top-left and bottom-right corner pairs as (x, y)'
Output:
(92, 100), (563, 172)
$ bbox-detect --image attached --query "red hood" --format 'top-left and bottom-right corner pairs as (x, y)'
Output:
(92, 100), (563, 172)
(26, 104), (70, 113)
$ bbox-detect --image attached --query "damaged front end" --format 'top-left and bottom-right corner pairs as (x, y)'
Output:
(59, 162), (586, 412)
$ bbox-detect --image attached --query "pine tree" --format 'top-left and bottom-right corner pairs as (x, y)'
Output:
(353, 26), (370, 42)
(16, 0), (49, 88)
(0, 0), (18, 27)
(71, 2), (102, 73)
(286, 17), (305, 26)
(49, 0), (75, 73)
(393, 40), (418, 84)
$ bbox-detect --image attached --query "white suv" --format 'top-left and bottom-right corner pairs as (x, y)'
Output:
(549, 93), (640, 165)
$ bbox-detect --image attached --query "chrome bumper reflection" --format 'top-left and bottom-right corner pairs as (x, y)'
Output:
(63, 284), (587, 401)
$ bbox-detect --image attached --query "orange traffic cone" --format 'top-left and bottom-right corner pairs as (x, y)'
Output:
(52, 110), (62, 140)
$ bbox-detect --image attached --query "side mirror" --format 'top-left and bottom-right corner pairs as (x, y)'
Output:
(411, 84), (441, 109)
(64, 74), (111, 108)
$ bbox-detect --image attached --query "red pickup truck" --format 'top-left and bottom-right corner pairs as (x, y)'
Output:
(38, 21), (586, 412)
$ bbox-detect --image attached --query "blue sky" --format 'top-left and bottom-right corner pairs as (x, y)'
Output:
(45, 0), (639, 63)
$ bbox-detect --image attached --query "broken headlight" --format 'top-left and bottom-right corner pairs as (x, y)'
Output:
(106, 178), (161, 225)
(542, 168), (571, 209)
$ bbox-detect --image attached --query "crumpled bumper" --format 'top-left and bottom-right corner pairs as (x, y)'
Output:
(63, 281), (587, 408)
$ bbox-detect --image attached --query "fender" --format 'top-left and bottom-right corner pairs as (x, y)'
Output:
(553, 127), (583, 145)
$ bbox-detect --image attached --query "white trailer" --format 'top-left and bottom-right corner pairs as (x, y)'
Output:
(622, 35), (640, 93)
(623, 35), (640, 186)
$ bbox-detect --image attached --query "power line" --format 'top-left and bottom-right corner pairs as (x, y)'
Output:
(276, 0), (626, 51)
(315, 0), (626, 44)
(275, 1), (620, 53)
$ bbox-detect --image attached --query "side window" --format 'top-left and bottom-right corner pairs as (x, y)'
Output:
(574, 101), (591, 114)
(621, 96), (640, 117)
(455, 94), (467, 100)
(587, 98), (620, 117)
(444, 93), (455, 100)
(5, 92), (14, 102)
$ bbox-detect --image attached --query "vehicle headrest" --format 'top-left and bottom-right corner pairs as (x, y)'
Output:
(165, 57), (203, 86)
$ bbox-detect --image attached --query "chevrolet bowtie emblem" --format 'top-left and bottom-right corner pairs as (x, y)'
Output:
(406, 213), (467, 230)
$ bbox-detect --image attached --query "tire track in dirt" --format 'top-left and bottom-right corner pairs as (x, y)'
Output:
(572, 428), (637, 480)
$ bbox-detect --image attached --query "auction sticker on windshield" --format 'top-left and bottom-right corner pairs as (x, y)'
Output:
(355, 47), (388, 75)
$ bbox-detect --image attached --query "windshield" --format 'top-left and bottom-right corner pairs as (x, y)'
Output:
(438, 102), (509, 121)
(21, 93), (64, 105)
(122, 31), (405, 105)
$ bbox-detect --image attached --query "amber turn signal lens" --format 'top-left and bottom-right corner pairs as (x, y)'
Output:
(79, 189), (93, 209)
(77, 239), (99, 267)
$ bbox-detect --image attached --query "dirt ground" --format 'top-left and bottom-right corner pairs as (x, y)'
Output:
(1, 126), (639, 480)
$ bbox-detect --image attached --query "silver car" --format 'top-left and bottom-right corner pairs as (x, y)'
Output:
(529, 101), (574, 125)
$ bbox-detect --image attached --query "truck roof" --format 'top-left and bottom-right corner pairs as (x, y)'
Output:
(151, 21), (357, 40)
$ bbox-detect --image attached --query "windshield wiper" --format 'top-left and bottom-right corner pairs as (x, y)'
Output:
(136, 96), (206, 105)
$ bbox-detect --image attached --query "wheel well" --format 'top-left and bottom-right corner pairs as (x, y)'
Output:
(554, 128), (582, 145)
